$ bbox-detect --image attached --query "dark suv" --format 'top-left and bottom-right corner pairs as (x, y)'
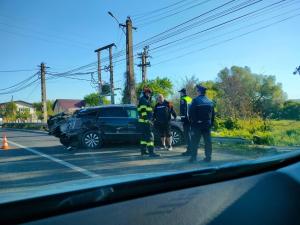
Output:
(56, 104), (184, 149)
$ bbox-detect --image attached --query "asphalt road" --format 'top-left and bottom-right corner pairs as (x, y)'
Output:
(0, 128), (250, 196)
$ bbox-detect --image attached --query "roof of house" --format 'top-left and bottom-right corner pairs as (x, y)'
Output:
(0, 100), (34, 107)
(53, 99), (85, 110)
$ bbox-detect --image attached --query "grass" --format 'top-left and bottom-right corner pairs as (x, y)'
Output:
(213, 119), (300, 147)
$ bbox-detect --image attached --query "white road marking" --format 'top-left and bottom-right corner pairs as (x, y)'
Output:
(2, 138), (99, 178)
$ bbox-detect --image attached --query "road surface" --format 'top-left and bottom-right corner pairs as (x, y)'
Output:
(0, 128), (251, 196)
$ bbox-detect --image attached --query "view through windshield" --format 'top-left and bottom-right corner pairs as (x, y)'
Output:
(0, 0), (299, 200)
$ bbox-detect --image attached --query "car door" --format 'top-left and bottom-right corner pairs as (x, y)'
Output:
(123, 107), (140, 136)
(97, 107), (131, 140)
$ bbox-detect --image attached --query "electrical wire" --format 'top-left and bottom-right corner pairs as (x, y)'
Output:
(152, 12), (300, 66)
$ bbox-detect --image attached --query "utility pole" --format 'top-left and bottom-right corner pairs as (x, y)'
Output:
(108, 45), (115, 104)
(121, 17), (137, 104)
(95, 43), (116, 104)
(138, 46), (151, 82)
(40, 63), (47, 123)
(95, 49), (103, 104)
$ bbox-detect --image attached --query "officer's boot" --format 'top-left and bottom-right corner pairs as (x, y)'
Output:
(148, 146), (160, 157)
(140, 145), (148, 156)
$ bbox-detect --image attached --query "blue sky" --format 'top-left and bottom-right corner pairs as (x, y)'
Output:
(0, 0), (300, 103)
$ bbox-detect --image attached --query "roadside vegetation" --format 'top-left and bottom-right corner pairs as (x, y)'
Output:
(1, 65), (299, 148)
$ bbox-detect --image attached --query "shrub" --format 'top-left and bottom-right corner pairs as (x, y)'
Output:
(252, 132), (275, 145)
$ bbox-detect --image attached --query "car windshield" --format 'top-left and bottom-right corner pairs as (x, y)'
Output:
(0, 0), (300, 202)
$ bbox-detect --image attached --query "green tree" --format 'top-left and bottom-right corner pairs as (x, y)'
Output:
(280, 101), (300, 120)
(33, 100), (54, 120)
(135, 77), (173, 100)
(16, 108), (31, 122)
(84, 93), (110, 106)
(4, 101), (17, 122)
(215, 66), (286, 119)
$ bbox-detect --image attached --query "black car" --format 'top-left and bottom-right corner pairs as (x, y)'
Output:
(55, 104), (185, 149)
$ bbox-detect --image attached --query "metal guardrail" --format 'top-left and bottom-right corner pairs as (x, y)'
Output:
(2, 123), (48, 130)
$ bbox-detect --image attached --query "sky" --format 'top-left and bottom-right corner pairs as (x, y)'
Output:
(0, 0), (300, 104)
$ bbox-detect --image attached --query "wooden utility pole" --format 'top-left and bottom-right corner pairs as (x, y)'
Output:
(40, 63), (47, 123)
(95, 49), (103, 104)
(121, 17), (137, 104)
(138, 46), (150, 82)
(95, 43), (116, 104)
(108, 45), (115, 104)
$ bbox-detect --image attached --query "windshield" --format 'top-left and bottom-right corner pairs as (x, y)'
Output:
(0, 0), (299, 202)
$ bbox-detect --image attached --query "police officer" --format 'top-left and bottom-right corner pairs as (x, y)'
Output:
(178, 88), (192, 156)
(137, 87), (160, 157)
(189, 85), (215, 162)
(153, 94), (177, 151)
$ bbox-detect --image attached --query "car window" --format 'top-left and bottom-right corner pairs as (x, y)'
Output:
(77, 110), (98, 117)
(126, 109), (138, 119)
(99, 108), (128, 117)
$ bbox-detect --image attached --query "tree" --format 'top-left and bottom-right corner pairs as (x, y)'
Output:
(4, 101), (17, 122)
(16, 108), (31, 122)
(215, 66), (286, 119)
(280, 101), (300, 120)
(135, 77), (173, 101)
(84, 93), (110, 107)
(252, 75), (286, 118)
(33, 100), (54, 120)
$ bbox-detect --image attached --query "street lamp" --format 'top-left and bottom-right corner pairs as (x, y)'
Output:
(108, 11), (126, 35)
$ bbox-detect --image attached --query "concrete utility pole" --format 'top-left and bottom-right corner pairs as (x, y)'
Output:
(121, 17), (137, 104)
(95, 43), (116, 104)
(95, 48), (103, 104)
(40, 63), (47, 123)
(138, 46), (151, 82)
(108, 45), (115, 104)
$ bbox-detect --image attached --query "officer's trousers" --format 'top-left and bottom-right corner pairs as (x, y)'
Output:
(190, 125), (212, 160)
(183, 122), (191, 152)
(139, 122), (154, 154)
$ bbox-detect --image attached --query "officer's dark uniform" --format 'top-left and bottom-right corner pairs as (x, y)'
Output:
(189, 85), (215, 162)
(153, 100), (177, 141)
(178, 88), (192, 155)
(137, 89), (159, 157)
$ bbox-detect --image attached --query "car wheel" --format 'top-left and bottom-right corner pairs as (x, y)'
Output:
(81, 131), (102, 149)
(171, 127), (183, 146)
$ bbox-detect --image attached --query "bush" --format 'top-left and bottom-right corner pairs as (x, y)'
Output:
(3, 123), (47, 131)
(252, 132), (275, 145)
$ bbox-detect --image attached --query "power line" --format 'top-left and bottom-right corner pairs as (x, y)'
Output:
(132, 0), (194, 19)
(152, 12), (300, 66)
(135, 0), (213, 24)
(151, 4), (300, 57)
(0, 73), (38, 91)
(136, 0), (214, 26)
(0, 69), (37, 73)
(148, 0), (289, 52)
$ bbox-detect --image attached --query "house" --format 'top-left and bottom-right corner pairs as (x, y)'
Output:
(53, 99), (85, 114)
(0, 100), (37, 122)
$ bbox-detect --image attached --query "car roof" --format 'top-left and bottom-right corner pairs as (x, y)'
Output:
(79, 104), (136, 112)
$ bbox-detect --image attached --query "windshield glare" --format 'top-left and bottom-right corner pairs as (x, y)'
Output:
(0, 0), (299, 201)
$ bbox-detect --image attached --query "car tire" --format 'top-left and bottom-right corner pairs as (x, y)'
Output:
(171, 127), (184, 146)
(81, 131), (102, 149)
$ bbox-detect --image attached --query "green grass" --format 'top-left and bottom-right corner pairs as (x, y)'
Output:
(213, 119), (300, 146)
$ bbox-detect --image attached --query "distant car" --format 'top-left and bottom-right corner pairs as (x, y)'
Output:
(54, 104), (185, 149)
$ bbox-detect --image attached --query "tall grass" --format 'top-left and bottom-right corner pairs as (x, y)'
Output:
(213, 118), (300, 146)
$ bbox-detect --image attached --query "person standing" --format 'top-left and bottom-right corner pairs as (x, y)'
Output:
(137, 87), (160, 157)
(178, 88), (192, 156)
(153, 94), (177, 151)
(189, 85), (215, 162)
